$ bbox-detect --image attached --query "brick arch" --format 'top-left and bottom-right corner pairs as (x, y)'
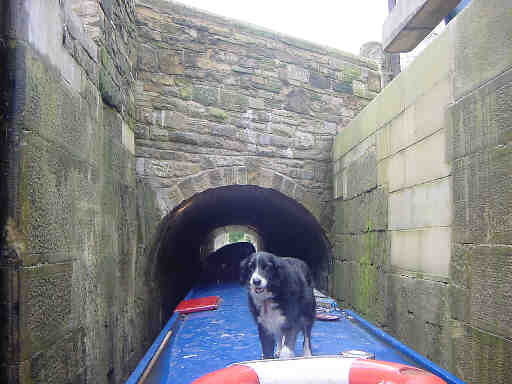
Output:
(157, 166), (324, 225)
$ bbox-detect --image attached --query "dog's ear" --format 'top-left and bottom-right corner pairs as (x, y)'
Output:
(239, 256), (250, 285)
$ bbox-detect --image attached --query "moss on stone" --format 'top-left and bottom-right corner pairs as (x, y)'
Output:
(354, 220), (380, 320)
(175, 77), (191, 87)
(178, 86), (192, 100)
(208, 107), (228, 121)
(341, 62), (362, 84)
(192, 86), (218, 106)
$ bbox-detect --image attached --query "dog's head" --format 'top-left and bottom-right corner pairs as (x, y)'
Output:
(240, 252), (280, 295)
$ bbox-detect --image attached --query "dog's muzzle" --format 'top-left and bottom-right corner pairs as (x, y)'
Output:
(253, 286), (265, 294)
(251, 277), (266, 294)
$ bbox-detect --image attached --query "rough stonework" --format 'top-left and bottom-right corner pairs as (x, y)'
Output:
(134, 0), (380, 231)
(1, 0), (510, 383)
(1, 1), (139, 383)
(0, 1), (380, 383)
(132, 0), (381, 347)
(332, 0), (512, 382)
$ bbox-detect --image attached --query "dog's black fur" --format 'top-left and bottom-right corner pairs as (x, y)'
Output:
(240, 251), (315, 359)
(200, 242), (256, 283)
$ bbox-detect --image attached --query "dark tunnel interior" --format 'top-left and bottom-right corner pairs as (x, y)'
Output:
(151, 185), (332, 319)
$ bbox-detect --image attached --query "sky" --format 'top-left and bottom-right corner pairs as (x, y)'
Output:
(180, 1), (389, 55)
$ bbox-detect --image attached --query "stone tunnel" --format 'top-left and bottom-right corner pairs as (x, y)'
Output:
(151, 184), (331, 319)
(1, 0), (511, 383)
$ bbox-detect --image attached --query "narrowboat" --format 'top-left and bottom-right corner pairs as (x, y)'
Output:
(126, 279), (464, 384)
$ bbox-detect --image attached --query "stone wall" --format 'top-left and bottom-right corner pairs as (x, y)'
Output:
(0, 1), (142, 383)
(332, 0), (512, 381)
(0, 0), (384, 382)
(134, 0), (381, 230)
(447, 0), (512, 381)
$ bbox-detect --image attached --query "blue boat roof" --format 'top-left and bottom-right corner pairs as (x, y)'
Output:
(128, 282), (464, 384)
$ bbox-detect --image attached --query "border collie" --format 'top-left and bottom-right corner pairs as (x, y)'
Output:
(240, 251), (315, 359)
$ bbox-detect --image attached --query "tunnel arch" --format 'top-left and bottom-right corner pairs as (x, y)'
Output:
(155, 167), (327, 229)
(206, 225), (263, 254)
(146, 181), (333, 320)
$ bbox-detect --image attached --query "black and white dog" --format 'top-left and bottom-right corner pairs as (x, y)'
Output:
(240, 251), (315, 359)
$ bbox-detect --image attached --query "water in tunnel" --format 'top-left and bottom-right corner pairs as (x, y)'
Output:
(148, 185), (332, 320)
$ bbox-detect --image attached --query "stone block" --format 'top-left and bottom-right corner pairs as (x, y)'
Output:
(376, 123), (392, 162)
(387, 273), (450, 360)
(207, 107), (228, 122)
(207, 169), (224, 188)
(285, 88), (311, 115)
(138, 44), (158, 72)
(336, 232), (390, 267)
(21, 263), (73, 354)
(122, 122), (135, 155)
(336, 21), (454, 162)
(333, 81), (352, 94)
(18, 134), (100, 263)
(386, 108), (413, 158)
(334, 187), (388, 234)
(23, 0), (82, 91)
(367, 71), (381, 93)
(219, 90), (249, 112)
(401, 25), (454, 108)
(450, 284), (470, 323)
(24, 51), (99, 161)
(272, 123), (296, 138)
(388, 129), (451, 192)
(193, 86), (218, 107)
(412, 75), (452, 143)
(452, 323), (512, 384)
(387, 151), (406, 193)
(343, 151), (377, 198)
(338, 135), (377, 199)
(177, 177), (195, 200)
(470, 245), (512, 338)
(309, 72), (330, 89)
(453, 0), (512, 100)
(281, 178), (296, 199)
(236, 167), (248, 185)
(377, 157), (390, 188)
(376, 93), (447, 162)
(294, 131), (314, 150)
(391, 227), (451, 277)
(158, 49), (184, 75)
(449, 67), (512, 161)
(30, 329), (85, 384)
(284, 64), (309, 83)
(333, 96), (381, 160)
(450, 245), (472, 290)
(389, 177), (452, 230)
(453, 144), (512, 245)
(223, 167), (237, 186)
(271, 134), (292, 148)
(332, 261), (345, 302)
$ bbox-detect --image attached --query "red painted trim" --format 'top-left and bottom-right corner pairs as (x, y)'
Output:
(192, 365), (259, 384)
(175, 296), (220, 314)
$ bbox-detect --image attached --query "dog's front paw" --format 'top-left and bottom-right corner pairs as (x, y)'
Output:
(279, 346), (295, 360)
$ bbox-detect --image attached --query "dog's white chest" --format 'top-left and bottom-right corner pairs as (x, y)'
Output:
(257, 300), (285, 336)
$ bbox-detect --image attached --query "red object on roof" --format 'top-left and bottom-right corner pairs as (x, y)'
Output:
(175, 296), (220, 314)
